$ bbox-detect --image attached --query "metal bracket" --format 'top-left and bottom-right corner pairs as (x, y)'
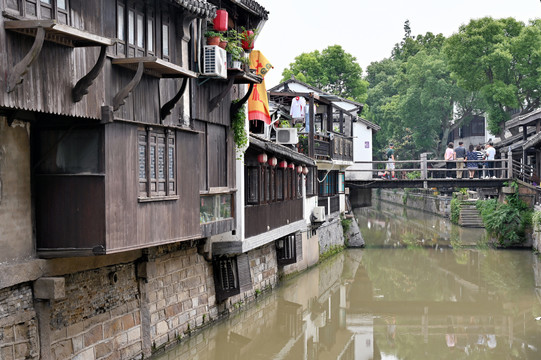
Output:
(7, 26), (45, 93)
(72, 45), (108, 103)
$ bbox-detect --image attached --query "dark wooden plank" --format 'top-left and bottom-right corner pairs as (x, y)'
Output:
(245, 199), (303, 238)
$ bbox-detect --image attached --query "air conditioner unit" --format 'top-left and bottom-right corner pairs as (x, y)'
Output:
(203, 45), (227, 79)
(312, 206), (326, 222)
(275, 128), (298, 145)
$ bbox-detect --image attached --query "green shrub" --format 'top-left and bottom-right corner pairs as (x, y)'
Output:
(476, 186), (532, 247)
(450, 197), (460, 224)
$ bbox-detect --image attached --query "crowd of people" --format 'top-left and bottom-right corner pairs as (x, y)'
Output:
(380, 140), (500, 180)
(445, 141), (498, 179)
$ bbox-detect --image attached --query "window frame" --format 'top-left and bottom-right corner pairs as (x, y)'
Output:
(11, 0), (70, 24)
(116, 0), (156, 58)
(138, 127), (177, 201)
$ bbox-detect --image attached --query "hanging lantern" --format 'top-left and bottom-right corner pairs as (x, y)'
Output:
(268, 157), (278, 167)
(241, 29), (255, 51)
(288, 163), (295, 170)
(279, 160), (288, 168)
(257, 153), (268, 164)
(213, 9), (228, 32)
(297, 165), (303, 174)
(302, 166), (309, 175)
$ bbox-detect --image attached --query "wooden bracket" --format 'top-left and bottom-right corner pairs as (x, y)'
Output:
(160, 77), (188, 121)
(7, 26), (45, 93)
(230, 83), (254, 116)
(209, 76), (235, 112)
(113, 61), (144, 111)
(72, 45), (107, 103)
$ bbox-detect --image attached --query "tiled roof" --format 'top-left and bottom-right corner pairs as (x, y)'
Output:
(172, 0), (216, 18)
(234, 0), (269, 20)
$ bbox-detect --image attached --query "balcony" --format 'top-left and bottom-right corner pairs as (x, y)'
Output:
(298, 133), (353, 162)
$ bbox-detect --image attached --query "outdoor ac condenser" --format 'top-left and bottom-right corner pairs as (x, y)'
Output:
(275, 128), (298, 145)
(312, 206), (326, 222)
(203, 45), (227, 79)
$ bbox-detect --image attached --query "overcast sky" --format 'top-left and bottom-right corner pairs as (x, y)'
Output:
(255, 0), (541, 88)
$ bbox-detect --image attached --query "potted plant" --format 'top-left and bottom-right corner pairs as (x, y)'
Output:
(204, 31), (222, 46)
(240, 27), (258, 51)
(218, 33), (228, 49)
(225, 30), (248, 69)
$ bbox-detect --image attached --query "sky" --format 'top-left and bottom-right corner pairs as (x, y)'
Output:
(255, 0), (541, 88)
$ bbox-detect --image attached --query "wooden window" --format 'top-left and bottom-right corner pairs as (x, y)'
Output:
(162, 23), (170, 59)
(138, 128), (176, 199)
(338, 172), (345, 194)
(269, 168), (275, 201)
(276, 169), (284, 200)
(306, 167), (316, 197)
(116, 1), (156, 58)
(17, 0), (69, 23)
(213, 254), (252, 303)
(246, 166), (259, 205)
(297, 173), (302, 198)
(276, 233), (302, 266)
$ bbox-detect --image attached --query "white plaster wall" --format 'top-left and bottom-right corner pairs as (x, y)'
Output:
(347, 122), (373, 180)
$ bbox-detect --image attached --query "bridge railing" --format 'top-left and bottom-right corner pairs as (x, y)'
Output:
(351, 152), (512, 180)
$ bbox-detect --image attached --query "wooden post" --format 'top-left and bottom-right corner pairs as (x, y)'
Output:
(327, 103), (333, 134)
(508, 148), (513, 179)
(309, 93), (315, 158)
(339, 110), (344, 134)
(420, 153), (427, 180)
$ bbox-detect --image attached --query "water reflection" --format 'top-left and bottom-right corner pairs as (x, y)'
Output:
(154, 203), (541, 360)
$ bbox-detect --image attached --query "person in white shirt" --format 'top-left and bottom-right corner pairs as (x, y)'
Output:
(485, 142), (496, 178)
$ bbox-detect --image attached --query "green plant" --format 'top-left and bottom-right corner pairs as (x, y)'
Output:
(279, 119), (291, 128)
(533, 210), (541, 232)
(406, 171), (421, 180)
(450, 197), (460, 224)
(476, 190), (532, 246)
(231, 99), (248, 158)
(340, 214), (352, 234)
(204, 30), (222, 38)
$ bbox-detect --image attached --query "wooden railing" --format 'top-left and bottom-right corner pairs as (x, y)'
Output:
(349, 151), (515, 180)
(299, 133), (353, 162)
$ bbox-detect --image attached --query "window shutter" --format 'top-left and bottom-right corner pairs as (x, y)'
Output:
(237, 254), (252, 293)
(213, 256), (240, 303)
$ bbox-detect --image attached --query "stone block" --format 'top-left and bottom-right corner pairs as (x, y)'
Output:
(127, 327), (140, 343)
(83, 324), (103, 347)
(52, 339), (73, 360)
(156, 321), (168, 336)
(1, 345), (14, 360)
(121, 314), (135, 330)
(120, 342), (142, 359)
(114, 333), (128, 348)
(95, 340), (113, 358)
(72, 348), (94, 360)
(33, 277), (65, 300)
(72, 335), (84, 353)
(67, 322), (84, 338)
(14, 342), (29, 359)
(103, 318), (123, 339)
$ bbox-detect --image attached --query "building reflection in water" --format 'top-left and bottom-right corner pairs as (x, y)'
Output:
(154, 203), (541, 360)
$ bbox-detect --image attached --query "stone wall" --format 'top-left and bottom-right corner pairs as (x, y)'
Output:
(48, 264), (142, 360)
(317, 216), (346, 256)
(0, 284), (38, 359)
(376, 189), (451, 218)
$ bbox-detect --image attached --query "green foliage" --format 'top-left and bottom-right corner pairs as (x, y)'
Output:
(405, 171), (420, 180)
(231, 100), (248, 157)
(281, 45), (368, 103)
(340, 215), (352, 234)
(450, 197), (460, 224)
(476, 187), (532, 246)
(532, 211), (541, 232)
(445, 17), (541, 136)
(225, 30), (248, 63)
(204, 30), (222, 38)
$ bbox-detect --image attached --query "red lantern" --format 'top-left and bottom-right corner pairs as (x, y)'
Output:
(279, 160), (288, 168)
(297, 165), (303, 174)
(213, 9), (228, 32)
(268, 157), (277, 167)
(288, 163), (295, 170)
(257, 153), (268, 164)
(302, 166), (309, 175)
(241, 29), (255, 51)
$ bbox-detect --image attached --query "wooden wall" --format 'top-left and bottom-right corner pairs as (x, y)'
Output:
(104, 122), (200, 252)
(245, 199), (303, 238)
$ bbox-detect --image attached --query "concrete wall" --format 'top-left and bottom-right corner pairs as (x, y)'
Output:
(317, 216), (346, 255)
(347, 122), (373, 181)
(0, 117), (34, 263)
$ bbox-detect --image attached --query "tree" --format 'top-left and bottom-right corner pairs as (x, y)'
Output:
(281, 45), (368, 102)
(444, 17), (541, 137)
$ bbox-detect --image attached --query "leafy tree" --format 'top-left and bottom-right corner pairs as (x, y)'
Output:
(445, 17), (541, 137)
(281, 45), (368, 102)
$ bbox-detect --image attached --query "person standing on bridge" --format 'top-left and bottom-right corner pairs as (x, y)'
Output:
(455, 141), (466, 179)
(384, 143), (395, 179)
(485, 142), (496, 178)
(445, 142), (455, 178)
(466, 144), (478, 179)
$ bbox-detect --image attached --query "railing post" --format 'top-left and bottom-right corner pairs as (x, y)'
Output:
(420, 153), (427, 180)
(507, 148), (513, 179)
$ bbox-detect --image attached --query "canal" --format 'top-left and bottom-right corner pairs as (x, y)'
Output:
(154, 200), (541, 359)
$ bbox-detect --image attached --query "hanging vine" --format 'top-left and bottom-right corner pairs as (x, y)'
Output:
(231, 99), (248, 158)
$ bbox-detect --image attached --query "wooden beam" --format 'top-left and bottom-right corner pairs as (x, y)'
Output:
(72, 45), (108, 103)
(113, 61), (144, 111)
(7, 26), (45, 93)
(160, 78), (189, 121)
